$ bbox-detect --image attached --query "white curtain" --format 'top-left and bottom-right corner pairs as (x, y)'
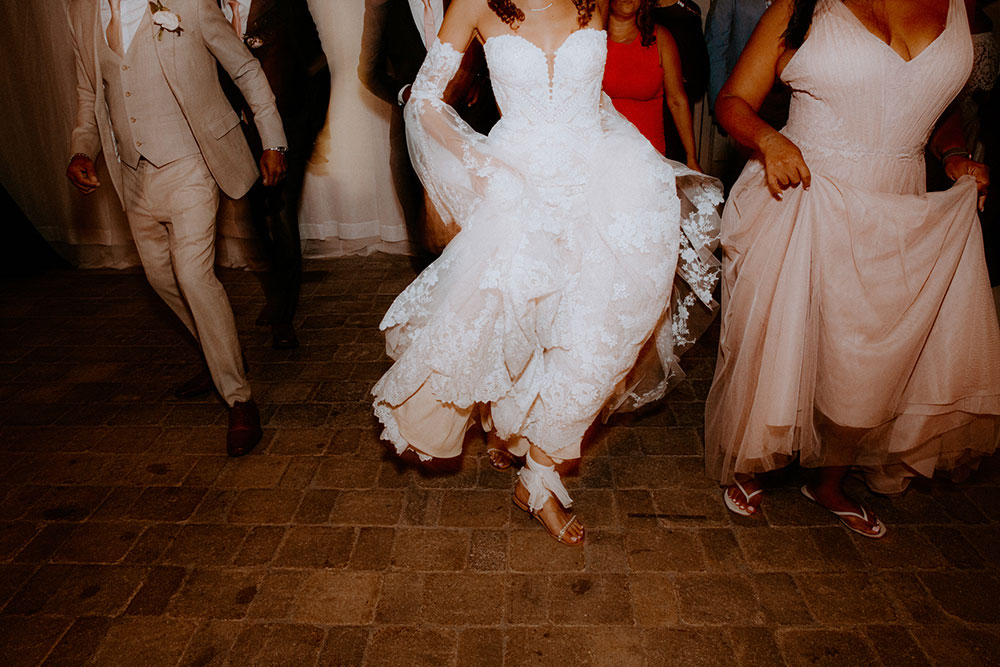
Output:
(0, 1), (409, 269)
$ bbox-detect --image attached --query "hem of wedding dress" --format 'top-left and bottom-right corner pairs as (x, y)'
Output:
(372, 400), (436, 462)
(373, 390), (583, 463)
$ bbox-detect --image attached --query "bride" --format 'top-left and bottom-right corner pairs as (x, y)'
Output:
(371, 0), (722, 545)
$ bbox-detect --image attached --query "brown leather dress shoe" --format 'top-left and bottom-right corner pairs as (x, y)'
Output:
(271, 322), (299, 350)
(227, 399), (263, 457)
(173, 368), (214, 399)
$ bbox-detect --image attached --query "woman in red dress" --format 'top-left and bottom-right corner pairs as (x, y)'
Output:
(603, 0), (701, 170)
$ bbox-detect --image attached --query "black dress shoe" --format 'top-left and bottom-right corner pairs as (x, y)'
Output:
(227, 399), (263, 457)
(173, 368), (214, 399)
(271, 322), (299, 350)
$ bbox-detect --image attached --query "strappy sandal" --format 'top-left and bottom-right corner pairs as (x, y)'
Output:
(723, 479), (763, 517)
(800, 484), (887, 539)
(487, 446), (516, 471)
(513, 453), (585, 546)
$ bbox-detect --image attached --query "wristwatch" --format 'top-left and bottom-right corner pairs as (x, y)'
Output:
(265, 146), (287, 154)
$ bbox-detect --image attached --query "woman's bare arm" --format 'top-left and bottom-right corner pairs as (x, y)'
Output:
(716, 0), (809, 198)
(657, 26), (700, 171)
(931, 101), (990, 210)
(439, 0), (483, 52)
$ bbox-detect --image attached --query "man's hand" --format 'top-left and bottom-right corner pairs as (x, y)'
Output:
(66, 154), (100, 194)
(260, 149), (287, 187)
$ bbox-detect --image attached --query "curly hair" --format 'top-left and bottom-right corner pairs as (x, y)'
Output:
(488, 0), (526, 29)
(489, 0), (597, 30)
(573, 0), (597, 28)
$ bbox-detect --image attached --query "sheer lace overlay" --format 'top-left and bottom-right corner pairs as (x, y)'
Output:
(373, 32), (722, 461)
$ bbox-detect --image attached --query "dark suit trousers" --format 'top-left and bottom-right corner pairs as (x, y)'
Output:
(243, 118), (308, 325)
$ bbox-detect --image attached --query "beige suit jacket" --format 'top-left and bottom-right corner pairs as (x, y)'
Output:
(68, 0), (287, 202)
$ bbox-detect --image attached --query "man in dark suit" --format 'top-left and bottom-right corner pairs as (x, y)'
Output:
(219, 0), (329, 349)
(358, 0), (496, 259)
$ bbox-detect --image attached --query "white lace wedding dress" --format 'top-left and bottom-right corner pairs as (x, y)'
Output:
(372, 28), (723, 461)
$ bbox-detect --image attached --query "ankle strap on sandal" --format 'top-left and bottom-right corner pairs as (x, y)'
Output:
(518, 451), (573, 511)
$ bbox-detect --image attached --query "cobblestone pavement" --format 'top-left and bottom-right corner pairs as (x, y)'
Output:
(0, 255), (998, 667)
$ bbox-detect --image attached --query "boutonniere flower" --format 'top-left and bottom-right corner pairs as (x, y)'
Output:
(149, 1), (183, 40)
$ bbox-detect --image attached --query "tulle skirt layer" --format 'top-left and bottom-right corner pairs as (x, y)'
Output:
(373, 117), (721, 461)
(705, 161), (1000, 493)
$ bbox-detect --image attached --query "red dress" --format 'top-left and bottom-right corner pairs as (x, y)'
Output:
(603, 33), (666, 154)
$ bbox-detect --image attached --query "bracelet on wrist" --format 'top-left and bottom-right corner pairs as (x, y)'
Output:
(69, 152), (90, 166)
(940, 147), (970, 162)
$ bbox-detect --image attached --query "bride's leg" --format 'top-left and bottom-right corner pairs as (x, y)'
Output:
(513, 444), (585, 545)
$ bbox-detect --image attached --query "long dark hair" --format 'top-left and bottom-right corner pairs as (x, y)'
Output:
(489, 0), (598, 30)
(781, 0), (819, 48)
(636, 0), (655, 47)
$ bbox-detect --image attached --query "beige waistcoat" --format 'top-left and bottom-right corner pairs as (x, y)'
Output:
(98, 8), (200, 168)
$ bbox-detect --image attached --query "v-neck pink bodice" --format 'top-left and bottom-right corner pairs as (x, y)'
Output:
(779, 0), (973, 193)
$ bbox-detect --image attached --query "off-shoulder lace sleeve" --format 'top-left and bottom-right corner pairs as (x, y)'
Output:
(405, 39), (510, 229)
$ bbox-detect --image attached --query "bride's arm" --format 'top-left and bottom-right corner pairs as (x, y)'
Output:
(438, 0), (481, 53)
(405, 0), (511, 228)
(716, 0), (810, 199)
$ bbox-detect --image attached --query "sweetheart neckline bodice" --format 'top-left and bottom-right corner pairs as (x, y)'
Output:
(482, 27), (606, 59)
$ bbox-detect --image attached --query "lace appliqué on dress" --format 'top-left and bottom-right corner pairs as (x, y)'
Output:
(373, 34), (723, 461)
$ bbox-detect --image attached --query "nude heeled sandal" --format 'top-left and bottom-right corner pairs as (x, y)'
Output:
(513, 453), (584, 546)
(487, 446), (516, 471)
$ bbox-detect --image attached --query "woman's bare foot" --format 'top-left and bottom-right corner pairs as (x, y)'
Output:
(514, 479), (585, 545)
(802, 480), (885, 538)
(724, 475), (763, 516)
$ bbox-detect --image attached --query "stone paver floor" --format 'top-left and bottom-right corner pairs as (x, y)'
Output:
(0, 255), (998, 666)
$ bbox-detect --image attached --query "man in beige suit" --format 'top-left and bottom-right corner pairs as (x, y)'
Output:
(66, 0), (287, 456)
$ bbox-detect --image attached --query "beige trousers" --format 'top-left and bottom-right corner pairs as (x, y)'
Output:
(121, 155), (251, 406)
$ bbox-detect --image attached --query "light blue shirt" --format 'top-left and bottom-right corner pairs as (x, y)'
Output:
(704, 0), (772, 108)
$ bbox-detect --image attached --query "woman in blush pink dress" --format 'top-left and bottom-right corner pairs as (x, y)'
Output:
(705, 0), (999, 537)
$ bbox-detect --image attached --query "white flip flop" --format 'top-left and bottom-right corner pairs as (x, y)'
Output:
(800, 484), (887, 539)
(723, 480), (762, 517)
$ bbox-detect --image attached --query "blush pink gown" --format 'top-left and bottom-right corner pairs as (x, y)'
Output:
(705, 0), (1000, 493)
